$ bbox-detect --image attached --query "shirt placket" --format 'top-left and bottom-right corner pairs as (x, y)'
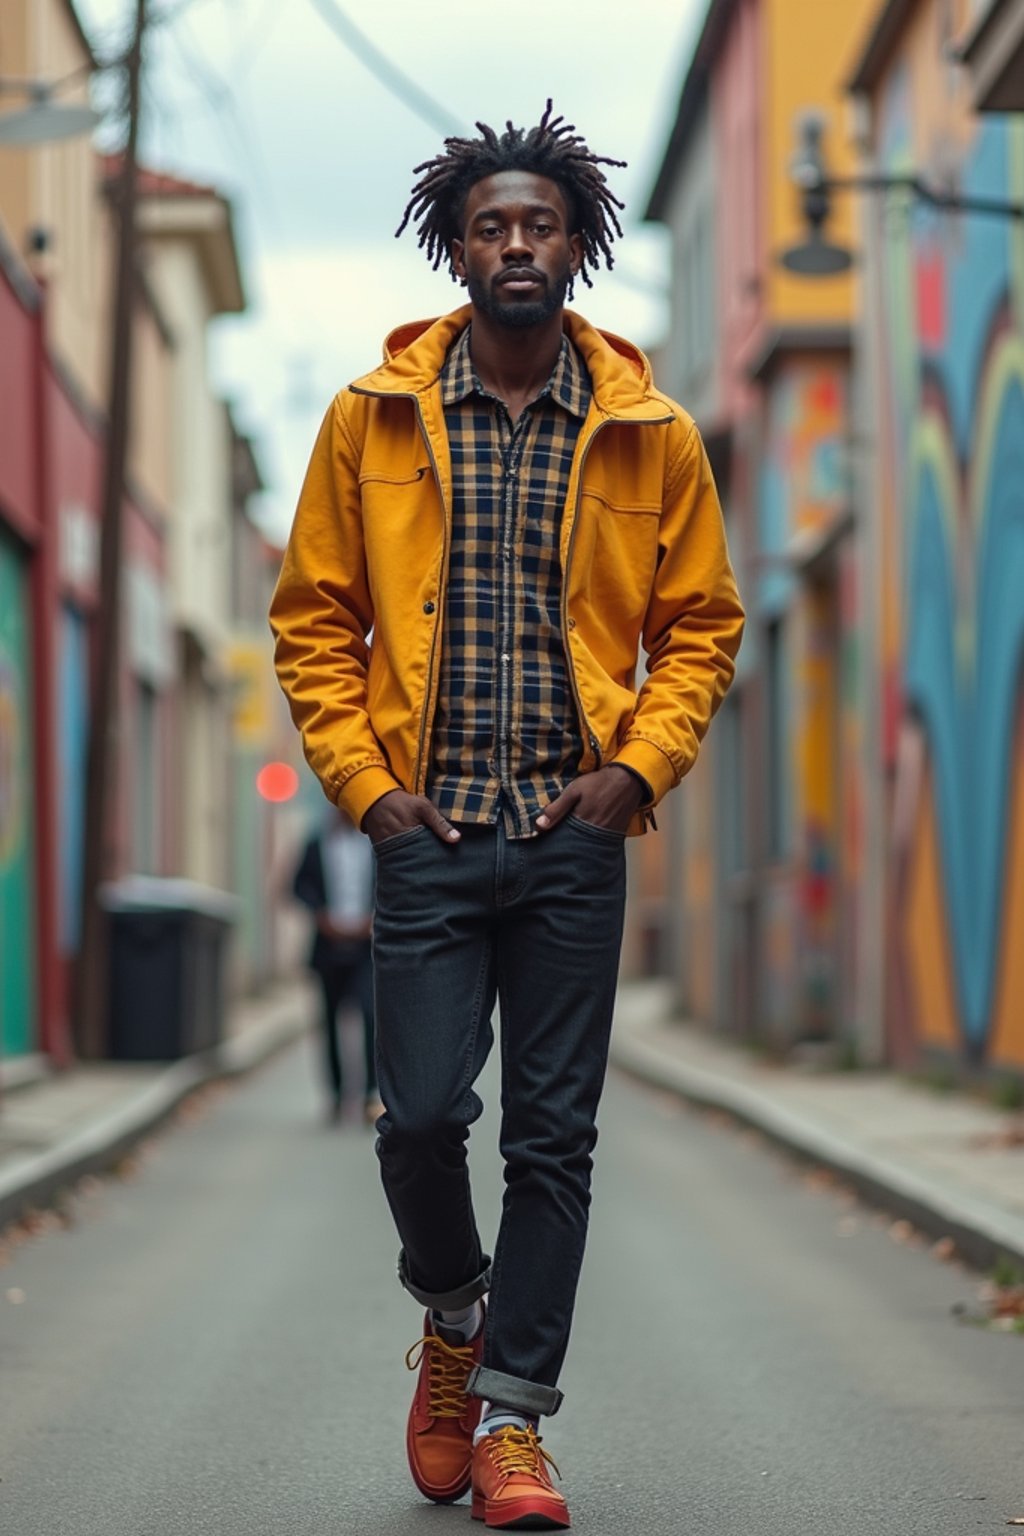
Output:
(495, 406), (532, 836)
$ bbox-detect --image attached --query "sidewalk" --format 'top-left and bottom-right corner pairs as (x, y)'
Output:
(610, 980), (1024, 1273)
(0, 977), (317, 1229)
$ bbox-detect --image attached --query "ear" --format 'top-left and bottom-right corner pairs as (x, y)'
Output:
(451, 239), (467, 283)
(568, 232), (583, 277)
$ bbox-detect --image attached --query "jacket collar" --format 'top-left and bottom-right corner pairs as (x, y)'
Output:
(440, 326), (590, 419)
(350, 305), (665, 421)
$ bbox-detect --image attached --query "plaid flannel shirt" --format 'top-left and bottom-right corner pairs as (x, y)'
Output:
(427, 327), (591, 838)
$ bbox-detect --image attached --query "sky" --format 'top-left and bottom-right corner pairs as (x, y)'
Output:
(76, 0), (706, 539)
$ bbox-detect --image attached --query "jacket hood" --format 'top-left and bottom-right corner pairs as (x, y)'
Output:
(350, 304), (664, 418)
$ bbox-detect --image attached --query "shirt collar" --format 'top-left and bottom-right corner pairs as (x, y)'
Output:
(440, 326), (589, 418)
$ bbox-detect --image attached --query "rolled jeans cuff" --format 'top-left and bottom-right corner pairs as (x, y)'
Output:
(396, 1249), (492, 1311)
(466, 1365), (564, 1418)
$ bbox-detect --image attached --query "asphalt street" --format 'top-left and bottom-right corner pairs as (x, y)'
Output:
(1, 1032), (1021, 1535)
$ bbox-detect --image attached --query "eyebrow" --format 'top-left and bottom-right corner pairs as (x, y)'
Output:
(470, 203), (563, 223)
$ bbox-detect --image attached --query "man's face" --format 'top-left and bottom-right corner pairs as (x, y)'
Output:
(451, 171), (583, 329)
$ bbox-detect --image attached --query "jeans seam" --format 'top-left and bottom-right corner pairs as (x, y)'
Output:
(486, 952), (515, 1341)
(454, 933), (492, 1268)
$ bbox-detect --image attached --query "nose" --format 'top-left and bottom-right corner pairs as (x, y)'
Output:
(501, 222), (532, 261)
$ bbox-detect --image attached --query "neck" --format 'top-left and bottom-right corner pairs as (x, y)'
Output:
(466, 307), (564, 406)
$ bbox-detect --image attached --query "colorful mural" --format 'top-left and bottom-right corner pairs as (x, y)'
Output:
(757, 361), (852, 1039)
(877, 57), (1024, 1068)
(0, 528), (36, 1057)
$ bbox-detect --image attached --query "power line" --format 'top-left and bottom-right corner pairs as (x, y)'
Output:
(301, 0), (666, 299)
(303, 0), (463, 139)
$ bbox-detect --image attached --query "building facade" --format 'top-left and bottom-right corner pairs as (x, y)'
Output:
(645, 0), (876, 1053)
(850, 0), (1024, 1074)
(0, 0), (178, 1067)
(0, 0), (279, 1071)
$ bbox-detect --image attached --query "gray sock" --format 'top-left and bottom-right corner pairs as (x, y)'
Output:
(474, 1403), (532, 1443)
(433, 1300), (483, 1344)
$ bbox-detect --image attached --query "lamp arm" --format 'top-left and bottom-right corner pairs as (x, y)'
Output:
(822, 173), (1024, 222)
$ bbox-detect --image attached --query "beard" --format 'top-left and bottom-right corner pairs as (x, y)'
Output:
(466, 262), (571, 329)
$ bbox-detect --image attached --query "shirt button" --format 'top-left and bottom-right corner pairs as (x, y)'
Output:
(423, 601), (435, 615)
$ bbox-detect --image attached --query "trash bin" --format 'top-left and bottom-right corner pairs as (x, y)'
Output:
(99, 877), (237, 1061)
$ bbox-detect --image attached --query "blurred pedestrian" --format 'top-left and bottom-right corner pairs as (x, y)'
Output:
(292, 808), (381, 1125)
(272, 102), (743, 1528)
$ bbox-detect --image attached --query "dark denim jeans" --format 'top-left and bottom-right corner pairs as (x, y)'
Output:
(372, 816), (627, 1414)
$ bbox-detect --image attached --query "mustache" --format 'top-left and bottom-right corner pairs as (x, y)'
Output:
(495, 267), (547, 286)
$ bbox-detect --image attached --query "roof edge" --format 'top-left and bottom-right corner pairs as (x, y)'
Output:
(644, 0), (735, 222)
(847, 0), (917, 93)
(746, 324), (852, 382)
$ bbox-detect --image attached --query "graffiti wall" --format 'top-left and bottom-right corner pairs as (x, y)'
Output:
(874, 41), (1024, 1069)
(756, 359), (853, 1040)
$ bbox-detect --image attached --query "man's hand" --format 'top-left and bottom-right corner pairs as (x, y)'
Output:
(362, 789), (461, 846)
(535, 765), (646, 835)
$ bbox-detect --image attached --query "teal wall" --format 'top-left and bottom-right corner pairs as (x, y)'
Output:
(0, 528), (36, 1058)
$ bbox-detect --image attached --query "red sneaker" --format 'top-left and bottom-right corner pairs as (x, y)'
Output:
(405, 1313), (484, 1503)
(471, 1424), (570, 1529)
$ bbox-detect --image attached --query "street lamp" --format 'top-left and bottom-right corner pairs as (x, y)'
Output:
(0, 78), (101, 146)
(778, 110), (1024, 276)
(780, 113), (853, 275)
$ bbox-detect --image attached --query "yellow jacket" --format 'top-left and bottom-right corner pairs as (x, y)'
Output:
(270, 306), (744, 832)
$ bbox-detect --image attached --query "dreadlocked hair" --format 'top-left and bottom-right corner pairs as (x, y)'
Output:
(395, 100), (626, 291)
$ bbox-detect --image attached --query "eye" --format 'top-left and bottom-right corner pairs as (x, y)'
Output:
(533, 222), (553, 235)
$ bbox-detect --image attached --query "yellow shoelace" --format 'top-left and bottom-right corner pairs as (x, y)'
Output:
(483, 1425), (561, 1482)
(405, 1333), (476, 1418)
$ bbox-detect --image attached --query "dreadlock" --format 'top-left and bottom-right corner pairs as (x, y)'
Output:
(396, 100), (626, 290)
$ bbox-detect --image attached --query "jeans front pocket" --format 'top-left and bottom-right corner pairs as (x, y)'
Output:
(566, 814), (628, 845)
(371, 823), (430, 856)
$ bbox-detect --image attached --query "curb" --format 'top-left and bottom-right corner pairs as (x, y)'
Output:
(610, 1025), (1024, 1274)
(0, 996), (311, 1231)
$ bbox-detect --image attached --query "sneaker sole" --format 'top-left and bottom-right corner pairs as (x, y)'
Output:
(471, 1493), (571, 1529)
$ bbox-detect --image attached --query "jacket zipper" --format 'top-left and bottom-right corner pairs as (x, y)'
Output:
(562, 411), (673, 771)
(349, 385), (449, 793)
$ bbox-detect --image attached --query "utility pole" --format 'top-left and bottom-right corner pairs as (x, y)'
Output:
(74, 0), (146, 1059)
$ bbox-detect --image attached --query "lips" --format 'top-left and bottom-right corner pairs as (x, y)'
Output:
(497, 269), (544, 288)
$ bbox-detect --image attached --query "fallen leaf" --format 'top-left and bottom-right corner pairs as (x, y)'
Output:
(991, 1288), (1024, 1318)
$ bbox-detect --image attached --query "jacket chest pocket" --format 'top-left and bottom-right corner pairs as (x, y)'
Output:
(358, 464), (434, 535)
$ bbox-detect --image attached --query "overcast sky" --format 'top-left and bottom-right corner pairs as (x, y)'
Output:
(77, 0), (705, 538)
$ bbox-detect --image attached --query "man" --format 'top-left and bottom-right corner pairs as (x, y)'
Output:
(271, 104), (743, 1530)
(292, 807), (381, 1125)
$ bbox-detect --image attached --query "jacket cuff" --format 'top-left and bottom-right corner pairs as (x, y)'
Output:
(611, 739), (677, 805)
(337, 764), (403, 827)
